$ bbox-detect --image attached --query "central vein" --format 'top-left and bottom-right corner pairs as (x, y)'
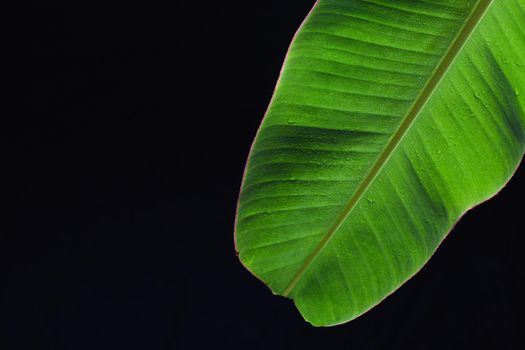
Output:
(282, 0), (493, 297)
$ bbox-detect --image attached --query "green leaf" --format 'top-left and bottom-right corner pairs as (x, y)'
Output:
(234, 0), (525, 326)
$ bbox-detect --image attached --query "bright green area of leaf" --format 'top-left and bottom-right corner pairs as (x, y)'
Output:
(235, 0), (525, 326)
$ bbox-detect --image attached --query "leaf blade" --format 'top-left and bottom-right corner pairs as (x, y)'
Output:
(235, 0), (525, 326)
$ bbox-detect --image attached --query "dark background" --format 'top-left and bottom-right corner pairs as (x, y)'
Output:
(11, 0), (524, 348)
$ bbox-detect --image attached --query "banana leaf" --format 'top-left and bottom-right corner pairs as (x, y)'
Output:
(235, 0), (525, 326)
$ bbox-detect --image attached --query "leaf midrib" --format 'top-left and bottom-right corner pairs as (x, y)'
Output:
(282, 0), (493, 297)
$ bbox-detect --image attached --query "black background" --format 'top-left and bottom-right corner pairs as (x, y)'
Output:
(12, 0), (524, 348)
